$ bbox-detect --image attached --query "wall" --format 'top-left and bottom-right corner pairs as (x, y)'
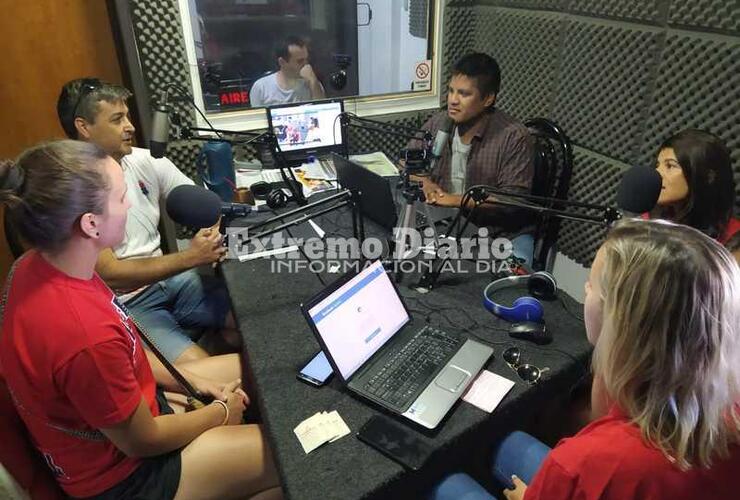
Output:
(0, 0), (126, 280)
(120, 0), (739, 271)
(446, 0), (740, 265)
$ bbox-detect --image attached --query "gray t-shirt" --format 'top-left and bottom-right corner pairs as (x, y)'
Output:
(450, 128), (472, 194)
(250, 72), (311, 107)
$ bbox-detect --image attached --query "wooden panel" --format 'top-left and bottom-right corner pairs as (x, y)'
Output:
(0, 0), (125, 279)
(0, 0), (124, 158)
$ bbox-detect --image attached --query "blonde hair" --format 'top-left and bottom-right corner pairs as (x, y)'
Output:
(0, 140), (110, 252)
(593, 219), (740, 469)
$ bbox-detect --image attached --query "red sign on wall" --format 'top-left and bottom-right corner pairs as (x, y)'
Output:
(219, 89), (250, 108)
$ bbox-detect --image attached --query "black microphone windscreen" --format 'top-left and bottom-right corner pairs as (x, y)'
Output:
(150, 106), (170, 159)
(166, 185), (221, 229)
(616, 166), (662, 215)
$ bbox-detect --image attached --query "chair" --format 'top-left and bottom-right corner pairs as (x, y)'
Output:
(0, 378), (65, 499)
(524, 118), (574, 272)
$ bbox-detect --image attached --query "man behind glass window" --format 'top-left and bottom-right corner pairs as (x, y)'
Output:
(250, 36), (325, 107)
(408, 52), (536, 263)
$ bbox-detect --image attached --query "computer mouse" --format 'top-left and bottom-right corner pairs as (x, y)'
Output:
(508, 321), (551, 345)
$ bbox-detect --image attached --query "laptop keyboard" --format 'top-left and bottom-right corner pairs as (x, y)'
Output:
(364, 326), (461, 408)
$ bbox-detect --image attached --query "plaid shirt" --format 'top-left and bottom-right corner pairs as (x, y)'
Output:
(410, 108), (535, 234)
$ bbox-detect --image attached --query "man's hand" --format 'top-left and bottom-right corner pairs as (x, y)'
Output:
(299, 64), (319, 83)
(417, 177), (442, 201)
(186, 226), (226, 267)
(420, 181), (462, 208)
(503, 475), (528, 500)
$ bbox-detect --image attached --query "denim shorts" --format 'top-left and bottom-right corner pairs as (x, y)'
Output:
(124, 269), (231, 362)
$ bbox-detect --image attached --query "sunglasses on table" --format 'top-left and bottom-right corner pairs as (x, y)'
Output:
(502, 346), (550, 385)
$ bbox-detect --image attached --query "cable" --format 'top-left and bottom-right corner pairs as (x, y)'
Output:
(167, 84), (223, 140)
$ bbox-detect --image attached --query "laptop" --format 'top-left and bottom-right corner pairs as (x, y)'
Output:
(332, 153), (458, 231)
(266, 99), (345, 167)
(333, 153), (399, 230)
(300, 260), (493, 429)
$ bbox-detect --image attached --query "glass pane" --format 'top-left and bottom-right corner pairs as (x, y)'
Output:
(188, 0), (433, 113)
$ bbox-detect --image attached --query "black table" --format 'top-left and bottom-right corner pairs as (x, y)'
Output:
(220, 197), (591, 500)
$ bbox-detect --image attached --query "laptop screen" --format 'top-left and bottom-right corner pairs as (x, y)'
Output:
(268, 100), (344, 154)
(307, 261), (409, 380)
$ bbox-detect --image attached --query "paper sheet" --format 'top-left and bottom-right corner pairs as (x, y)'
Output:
(462, 370), (515, 413)
(349, 151), (399, 177)
(294, 411), (351, 454)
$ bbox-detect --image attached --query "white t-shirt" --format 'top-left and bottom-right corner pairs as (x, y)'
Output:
(115, 147), (193, 261)
(450, 128), (472, 194)
(249, 72), (312, 107)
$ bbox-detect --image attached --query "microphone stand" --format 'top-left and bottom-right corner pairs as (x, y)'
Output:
(338, 112), (441, 282)
(416, 185), (623, 291)
(233, 189), (365, 261)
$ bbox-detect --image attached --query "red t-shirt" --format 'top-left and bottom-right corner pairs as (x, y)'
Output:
(525, 407), (740, 500)
(0, 251), (159, 498)
(640, 213), (740, 245)
(719, 217), (740, 245)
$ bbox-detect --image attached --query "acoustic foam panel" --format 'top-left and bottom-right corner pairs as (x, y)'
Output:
(473, 7), (563, 120)
(441, 5), (478, 100)
(130, 0), (200, 179)
(552, 20), (662, 165)
(557, 147), (627, 265)
(476, 0), (568, 11)
(668, 0), (740, 35)
(639, 34), (740, 212)
(346, 110), (436, 160)
(567, 0), (665, 24)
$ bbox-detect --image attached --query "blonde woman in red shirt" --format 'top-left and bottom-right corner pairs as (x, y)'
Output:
(430, 219), (740, 500)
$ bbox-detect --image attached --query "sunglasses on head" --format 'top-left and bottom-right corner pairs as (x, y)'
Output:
(71, 79), (102, 119)
(502, 346), (549, 385)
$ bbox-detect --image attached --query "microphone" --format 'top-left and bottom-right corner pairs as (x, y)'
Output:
(428, 116), (454, 176)
(431, 116), (454, 158)
(150, 104), (170, 159)
(166, 185), (266, 229)
(616, 166), (662, 216)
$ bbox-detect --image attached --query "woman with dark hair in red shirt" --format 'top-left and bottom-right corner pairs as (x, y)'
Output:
(649, 129), (739, 256)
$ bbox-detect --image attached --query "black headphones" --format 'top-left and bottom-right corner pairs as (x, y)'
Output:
(249, 181), (289, 209)
(482, 271), (557, 323)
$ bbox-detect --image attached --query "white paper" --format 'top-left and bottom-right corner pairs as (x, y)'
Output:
(294, 410), (351, 454)
(462, 370), (515, 413)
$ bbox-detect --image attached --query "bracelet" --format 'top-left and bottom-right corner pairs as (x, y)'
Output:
(211, 399), (229, 426)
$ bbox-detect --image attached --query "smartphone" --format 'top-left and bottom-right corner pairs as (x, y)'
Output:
(296, 350), (334, 387)
(357, 415), (433, 471)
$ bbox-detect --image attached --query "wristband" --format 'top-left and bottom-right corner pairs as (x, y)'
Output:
(212, 399), (229, 426)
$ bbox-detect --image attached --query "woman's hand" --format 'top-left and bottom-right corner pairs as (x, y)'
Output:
(503, 475), (528, 500)
(190, 373), (248, 405)
(222, 379), (248, 425)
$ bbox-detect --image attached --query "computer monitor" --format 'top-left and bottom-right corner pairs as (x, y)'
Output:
(266, 99), (345, 164)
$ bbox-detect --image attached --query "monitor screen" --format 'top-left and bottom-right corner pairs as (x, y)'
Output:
(268, 100), (344, 154)
(307, 261), (409, 380)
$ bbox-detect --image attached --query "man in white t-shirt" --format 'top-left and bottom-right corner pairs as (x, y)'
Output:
(250, 36), (325, 108)
(57, 78), (239, 369)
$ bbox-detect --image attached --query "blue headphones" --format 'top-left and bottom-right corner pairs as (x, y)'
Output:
(482, 272), (558, 323)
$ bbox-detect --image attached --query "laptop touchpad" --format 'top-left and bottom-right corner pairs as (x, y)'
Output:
(434, 366), (469, 392)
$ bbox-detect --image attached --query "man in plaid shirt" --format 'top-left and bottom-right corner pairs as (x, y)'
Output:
(411, 53), (536, 252)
